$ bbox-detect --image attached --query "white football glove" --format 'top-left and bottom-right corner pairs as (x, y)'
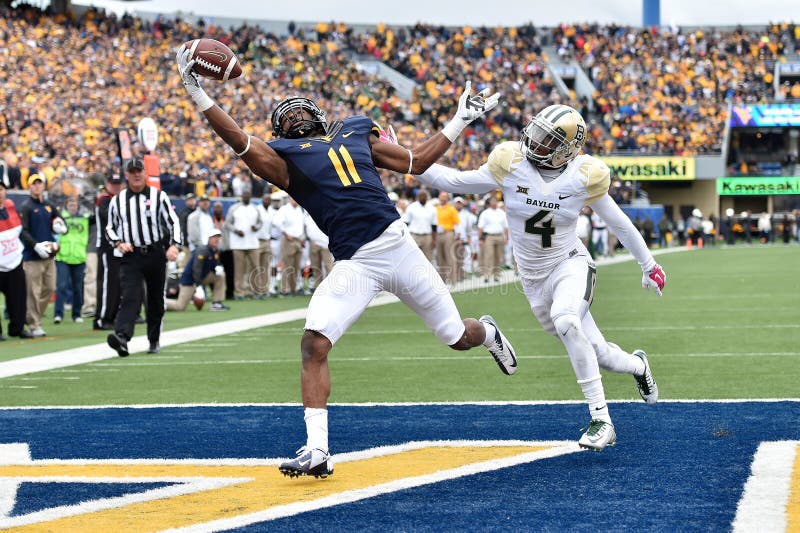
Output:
(214, 265), (225, 276)
(34, 242), (50, 259)
(176, 45), (215, 111)
(642, 264), (666, 297)
(193, 285), (206, 301)
(442, 80), (501, 142)
(51, 217), (68, 235)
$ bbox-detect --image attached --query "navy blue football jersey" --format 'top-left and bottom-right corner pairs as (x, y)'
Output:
(269, 115), (400, 260)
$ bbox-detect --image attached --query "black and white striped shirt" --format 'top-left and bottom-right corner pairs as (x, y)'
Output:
(106, 187), (181, 249)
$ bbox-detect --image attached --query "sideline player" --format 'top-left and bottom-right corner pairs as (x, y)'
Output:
(413, 104), (665, 451)
(176, 45), (517, 478)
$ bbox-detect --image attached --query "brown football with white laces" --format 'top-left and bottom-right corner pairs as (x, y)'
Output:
(184, 38), (242, 82)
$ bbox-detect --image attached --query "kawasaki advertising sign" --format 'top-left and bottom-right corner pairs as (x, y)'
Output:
(601, 157), (695, 180)
(717, 177), (800, 195)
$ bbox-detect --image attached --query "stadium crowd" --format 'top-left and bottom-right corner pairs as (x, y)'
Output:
(2, 4), (797, 199)
(550, 22), (800, 154)
(2, 4), (800, 341)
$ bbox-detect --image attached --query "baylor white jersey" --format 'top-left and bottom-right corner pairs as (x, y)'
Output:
(486, 142), (610, 279)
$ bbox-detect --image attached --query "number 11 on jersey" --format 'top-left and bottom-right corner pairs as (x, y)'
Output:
(328, 146), (362, 186)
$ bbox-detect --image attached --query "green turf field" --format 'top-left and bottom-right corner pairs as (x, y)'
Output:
(1, 245), (798, 406)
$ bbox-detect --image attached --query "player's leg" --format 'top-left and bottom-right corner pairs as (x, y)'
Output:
(280, 259), (381, 478)
(388, 226), (517, 374)
(524, 259), (616, 450)
(142, 253), (167, 347)
(269, 239), (281, 295)
(582, 312), (657, 404)
(233, 249), (246, 299)
(166, 284), (193, 311)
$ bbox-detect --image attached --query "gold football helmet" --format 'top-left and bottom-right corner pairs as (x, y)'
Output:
(520, 105), (587, 169)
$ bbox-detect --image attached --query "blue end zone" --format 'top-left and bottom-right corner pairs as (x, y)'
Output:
(1, 402), (798, 530)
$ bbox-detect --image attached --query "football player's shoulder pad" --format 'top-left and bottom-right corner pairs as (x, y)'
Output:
(488, 141), (525, 186)
(576, 154), (611, 203)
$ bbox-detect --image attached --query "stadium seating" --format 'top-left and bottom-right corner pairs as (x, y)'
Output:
(0, 4), (796, 198)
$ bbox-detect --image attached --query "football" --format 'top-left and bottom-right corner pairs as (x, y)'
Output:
(192, 285), (206, 310)
(184, 38), (242, 82)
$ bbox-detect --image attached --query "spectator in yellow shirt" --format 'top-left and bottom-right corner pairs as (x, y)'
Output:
(435, 191), (460, 286)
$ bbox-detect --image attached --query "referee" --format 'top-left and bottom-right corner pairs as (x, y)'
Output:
(94, 174), (123, 330)
(105, 157), (181, 356)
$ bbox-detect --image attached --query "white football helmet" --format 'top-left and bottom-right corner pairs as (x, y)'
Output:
(520, 104), (587, 169)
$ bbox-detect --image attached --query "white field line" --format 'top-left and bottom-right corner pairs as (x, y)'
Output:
(187, 323), (799, 335)
(0, 247), (691, 380)
(3, 350), (800, 374)
(0, 399), (798, 410)
(732, 441), (797, 533)
(67, 350), (800, 369)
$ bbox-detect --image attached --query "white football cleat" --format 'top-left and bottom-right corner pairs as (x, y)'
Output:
(279, 446), (333, 478)
(480, 315), (518, 375)
(578, 419), (616, 451)
(633, 349), (658, 404)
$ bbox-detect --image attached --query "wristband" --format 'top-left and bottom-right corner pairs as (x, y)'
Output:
(441, 117), (467, 143)
(235, 135), (252, 157)
(192, 89), (214, 112)
(406, 148), (413, 174)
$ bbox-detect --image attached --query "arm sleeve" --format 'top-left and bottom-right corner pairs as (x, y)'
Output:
(105, 196), (121, 243)
(192, 249), (205, 284)
(224, 205), (237, 232)
(417, 163), (500, 195)
(97, 196), (110, 228)
(18, 203), (37, 247)
(590, 194), (656, 272)
(160, 192), (182, 245)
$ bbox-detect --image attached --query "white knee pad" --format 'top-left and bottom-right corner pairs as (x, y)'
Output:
(553, 313), (599, 382)
(553, 313), (582, 339)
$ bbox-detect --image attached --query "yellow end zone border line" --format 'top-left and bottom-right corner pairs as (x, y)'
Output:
(0, 440), (580, 531)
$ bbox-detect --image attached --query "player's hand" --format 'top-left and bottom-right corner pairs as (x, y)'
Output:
(642, 264), (666, 297)
(52, 217), (68, 235)
(117, 242), (134, 254)
(166, 245), (179, 262)
(376, 124), (398, 145)
(176, 45), (214, 111)
(442, 81), (500, 142)
(193, 285), (205, 301)
(176, 46), (200, 89)
(455, 80), (500, 123)
(34, 242), (50, 259)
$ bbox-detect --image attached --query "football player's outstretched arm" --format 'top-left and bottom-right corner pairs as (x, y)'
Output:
(176, 46), (290, 189)
(590, 194), (666, 296)
(415, 163), (499, 194)
(414, 141), (521, 194)
(370, 81), (499, 174)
